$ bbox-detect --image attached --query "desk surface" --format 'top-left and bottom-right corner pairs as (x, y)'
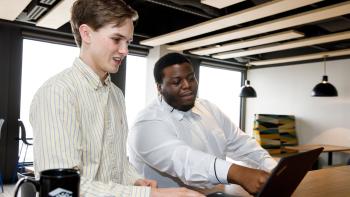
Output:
(292, 165), (350, 197)
(284, 144), (350, 152)
(201, 165), (350, 197)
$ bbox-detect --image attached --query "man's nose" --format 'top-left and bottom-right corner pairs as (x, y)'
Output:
(181, 79), (190, 88)
(118, 42), (129, 55)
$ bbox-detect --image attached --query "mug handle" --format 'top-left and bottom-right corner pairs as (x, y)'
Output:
(13, 176), (39, 197)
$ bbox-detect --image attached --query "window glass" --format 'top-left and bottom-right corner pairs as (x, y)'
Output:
(198, 65), (242, 125)
(20, 39), (79, 162)
(125, 55), (147, 128)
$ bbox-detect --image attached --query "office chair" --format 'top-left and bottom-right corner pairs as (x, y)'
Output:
(16, 120), (36, 197)
(9, 120), (34, 184)
(17, 120), (33, 173)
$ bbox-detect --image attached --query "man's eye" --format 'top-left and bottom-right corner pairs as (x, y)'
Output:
(172, 80), (180, 85)
(112, 38), (121, 42)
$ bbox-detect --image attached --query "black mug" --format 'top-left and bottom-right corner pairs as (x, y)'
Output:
(14, 168), (80, 197)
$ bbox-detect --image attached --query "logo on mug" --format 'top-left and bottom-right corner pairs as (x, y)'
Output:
(49, 188), (73, 197)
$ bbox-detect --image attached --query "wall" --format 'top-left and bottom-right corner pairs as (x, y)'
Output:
(0, 24), (22, 183)
(245, 58), (350, 165)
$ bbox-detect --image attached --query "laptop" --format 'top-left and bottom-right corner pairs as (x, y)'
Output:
(207, 147), (324, 197)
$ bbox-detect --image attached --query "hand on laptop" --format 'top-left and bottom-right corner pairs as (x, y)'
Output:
(151, 187), (205, 197)
(227, 163), (270, 194)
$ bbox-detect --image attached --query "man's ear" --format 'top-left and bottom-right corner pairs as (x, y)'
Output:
(156, 83), (162, 94)
(79, 24), (92, 44)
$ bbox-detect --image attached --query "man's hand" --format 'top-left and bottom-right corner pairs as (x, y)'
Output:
(151, 188), (205, 197)
(134, 179), (158, 188)
(227, 163), (270, 194)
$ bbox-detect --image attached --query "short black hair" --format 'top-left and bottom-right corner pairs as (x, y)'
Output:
(153, 53), (191, 84)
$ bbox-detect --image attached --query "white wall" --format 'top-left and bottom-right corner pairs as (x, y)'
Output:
(245, 58), (350, 165)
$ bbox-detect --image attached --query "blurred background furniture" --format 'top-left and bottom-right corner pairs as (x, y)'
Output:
(14, 120), (36, 197)
(285, 144), (350, 166)
(17, 120), (33, 173)
(13, 120), (33, 181)
(253, 114), (299, 155)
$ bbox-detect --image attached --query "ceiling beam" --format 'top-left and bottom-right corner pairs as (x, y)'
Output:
(36, 0), (76, 29)
(167, 1), (350, 51)
(190, 30), (304, 56)
(213, 30), (350, 59)
(140, 0), (321, 47)
(201, 0), (246, 9)
(0, 0), (31, 21)
(250, 48), (350, 66)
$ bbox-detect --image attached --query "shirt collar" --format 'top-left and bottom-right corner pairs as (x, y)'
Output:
(73, 57), (111, 90)
(158, 97), (201, 120)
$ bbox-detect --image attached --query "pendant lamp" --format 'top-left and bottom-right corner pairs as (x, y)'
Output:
(239, 63), (257, 98)
(311, 55), (338, 97)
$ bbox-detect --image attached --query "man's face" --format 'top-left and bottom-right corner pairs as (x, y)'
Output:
(158, 62), (198, 111)
(82, 18), (134, 79)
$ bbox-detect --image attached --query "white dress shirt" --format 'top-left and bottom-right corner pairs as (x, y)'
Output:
(128, 98), (277, 189)
(30, 58), (150, 197)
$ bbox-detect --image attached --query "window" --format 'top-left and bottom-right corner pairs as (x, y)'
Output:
(20, 39), (79, 162)
(198, 65), (242, 126)
(125, 55), (148, 128)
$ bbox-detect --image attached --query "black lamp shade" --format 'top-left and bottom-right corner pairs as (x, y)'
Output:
(239, 80), (257, 97)
(311, 75), (338, 97)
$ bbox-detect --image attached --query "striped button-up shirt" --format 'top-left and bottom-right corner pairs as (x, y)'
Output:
(30, 58), (150, 196)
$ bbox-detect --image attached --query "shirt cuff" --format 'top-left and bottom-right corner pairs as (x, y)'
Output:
(130, 186), (151, 197)
(208, 158), (232, 184)
(260, 157), (278, 172)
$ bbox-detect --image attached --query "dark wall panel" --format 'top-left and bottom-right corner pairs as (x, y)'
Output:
(111, 58), (127, 95)
(0, 24), (22, 183)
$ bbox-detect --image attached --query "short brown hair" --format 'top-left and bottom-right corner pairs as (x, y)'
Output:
(70, 0), (138, 47)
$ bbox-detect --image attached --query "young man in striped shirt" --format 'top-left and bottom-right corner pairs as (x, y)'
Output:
(30, 0), (203, 196)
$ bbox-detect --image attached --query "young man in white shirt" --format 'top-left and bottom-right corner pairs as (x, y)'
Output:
(128, 52), (277, 195)
(30, 1), (203, 196)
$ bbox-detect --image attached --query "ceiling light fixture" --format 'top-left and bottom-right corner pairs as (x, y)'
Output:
(311, 56), (338, 97)
(239, 63), (257, 98)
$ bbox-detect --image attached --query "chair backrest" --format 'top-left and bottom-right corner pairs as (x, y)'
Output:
(253, 114), (298, 155)
(18, 120), (32, 146)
